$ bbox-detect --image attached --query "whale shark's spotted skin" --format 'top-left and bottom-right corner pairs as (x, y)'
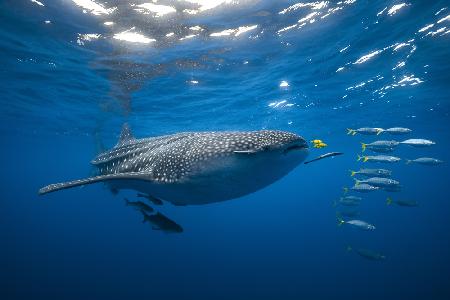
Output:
(92, 129), (301, 183)
(39, 125), (308, 205)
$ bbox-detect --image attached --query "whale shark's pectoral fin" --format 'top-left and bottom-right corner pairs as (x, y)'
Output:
(38, 172), (150, 195)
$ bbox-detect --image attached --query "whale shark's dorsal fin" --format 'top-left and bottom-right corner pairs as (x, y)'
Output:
(115, 123), (135, 147)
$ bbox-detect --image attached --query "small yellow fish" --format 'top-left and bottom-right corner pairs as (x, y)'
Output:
(314, 142), (327, 148)
(311, 139), (327, 149)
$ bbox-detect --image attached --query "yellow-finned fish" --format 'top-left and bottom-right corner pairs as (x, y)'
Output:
(311, 139), (327, 149)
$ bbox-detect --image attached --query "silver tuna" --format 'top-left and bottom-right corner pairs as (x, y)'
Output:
(400, 139), (435, 147)
(347, 127), (384, 136)
(350, 168), (392, 177)
(339, 219), (376, 230)
(357, 154), (401, 163)
(384, 127), (412, 135)
(406, 157), (443, 165)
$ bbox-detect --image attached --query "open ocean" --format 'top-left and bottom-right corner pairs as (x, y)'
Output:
(1, 1), (450, 299)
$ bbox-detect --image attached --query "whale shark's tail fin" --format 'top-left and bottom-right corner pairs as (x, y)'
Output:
(38, 172), (147, 195)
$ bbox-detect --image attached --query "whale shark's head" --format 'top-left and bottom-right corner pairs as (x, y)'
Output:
(175, 130), (309, 204)
(228, 130), (309, 173)
(237, 130), (308, 153)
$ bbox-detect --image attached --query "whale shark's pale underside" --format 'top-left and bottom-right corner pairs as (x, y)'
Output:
(39, 124), (311, 206)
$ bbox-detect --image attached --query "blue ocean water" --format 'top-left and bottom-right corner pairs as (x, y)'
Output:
(1, 0), (450, 299)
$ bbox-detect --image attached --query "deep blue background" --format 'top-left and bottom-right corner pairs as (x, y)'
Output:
(1, 1), (450, 299)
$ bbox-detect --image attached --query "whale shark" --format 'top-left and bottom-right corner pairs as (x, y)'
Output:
(39, 124), (310, 206)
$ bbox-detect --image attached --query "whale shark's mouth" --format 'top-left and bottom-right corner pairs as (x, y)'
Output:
(283, 142), (308, 154)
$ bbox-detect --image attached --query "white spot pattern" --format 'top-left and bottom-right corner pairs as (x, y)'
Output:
(91, 131), (302, 183)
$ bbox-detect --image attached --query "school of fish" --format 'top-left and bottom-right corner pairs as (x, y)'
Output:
(339, 126), (443, 261)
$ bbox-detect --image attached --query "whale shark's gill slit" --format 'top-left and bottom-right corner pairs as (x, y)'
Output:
(38, 173), (150, 195)
(233, 150), (257, 154)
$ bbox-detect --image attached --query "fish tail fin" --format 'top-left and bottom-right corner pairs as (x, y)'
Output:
(347, 128), (357, 135)
(141, 211), (148, 223)
(353, 178), (360, 186)
(343, 187), (349, 194)
(376, 130), (383, 135)
(148, 195), (163, 205)
(349, 170), (356, 177)
(346, 246), (352, 252)
(357, 154), (368, 162)
(337, 217), (345, 227)
(361, 143), (366, 152)
(386, 197), (392, 205)
(406, 159), (412, 165)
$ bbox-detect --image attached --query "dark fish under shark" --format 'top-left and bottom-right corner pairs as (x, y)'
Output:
(125, 198), (154, 213)
(39, 124), (321, 205)
(137, 193), (163, 205)
(125, 198), (182, 232)
(141, 211), (183, 233)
